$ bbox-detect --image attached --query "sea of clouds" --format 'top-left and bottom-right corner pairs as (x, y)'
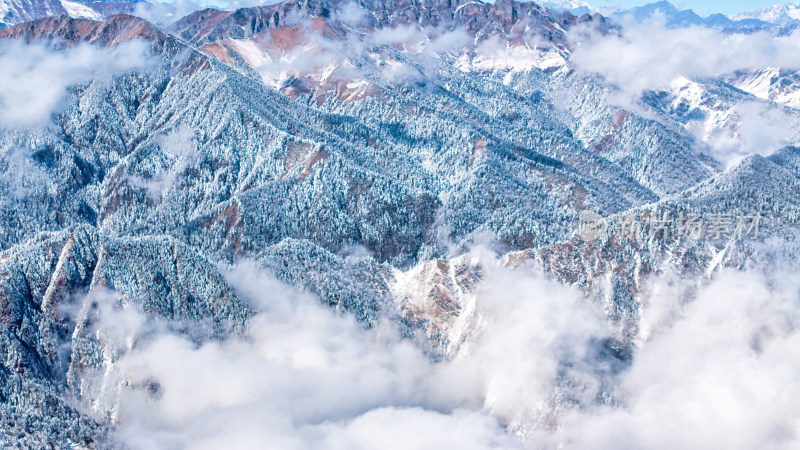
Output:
(68, 251), (800, 450)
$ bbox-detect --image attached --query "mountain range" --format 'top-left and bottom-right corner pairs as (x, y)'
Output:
(5, 0), (800, 30)
(734, 1), (800, 26)
(541, 0), (798, 31)
(1, 0), (800, 448)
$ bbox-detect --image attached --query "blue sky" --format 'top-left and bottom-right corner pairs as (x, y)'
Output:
(590, 0), (795, 16)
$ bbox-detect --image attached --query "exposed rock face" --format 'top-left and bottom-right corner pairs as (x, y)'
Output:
(394, 254), (482, 355)
(170, 0), (611, 46)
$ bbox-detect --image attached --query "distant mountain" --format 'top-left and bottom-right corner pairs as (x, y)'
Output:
(539, 0), (799, 32)
(537, 0), (599, 16)
(0, 0), (136, 27)
(612, 0), (773, 31)
(734, 2), (800, 26)
(724, 68), (800, 110)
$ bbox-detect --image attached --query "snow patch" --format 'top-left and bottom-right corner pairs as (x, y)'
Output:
(734, 2), (800, 25)
(726, 68), (800, 110)
(227, 39), (273, 69)
(60, 0), (102, 20)
(459, 44), (566, 73)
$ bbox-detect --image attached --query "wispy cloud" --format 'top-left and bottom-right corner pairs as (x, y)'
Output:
(556, 269), (800, 449)
(127, 125), (199, 201)
(570, 24), (800, 100)
(568, 22), (800, 165)
(0, 39), (155, 128)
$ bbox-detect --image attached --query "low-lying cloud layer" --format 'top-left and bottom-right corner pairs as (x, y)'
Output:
(568, 22), (800, 166)
(86, 260), (521, 449)
(72, 252), (800, 449)
(559, 269), (800, 449)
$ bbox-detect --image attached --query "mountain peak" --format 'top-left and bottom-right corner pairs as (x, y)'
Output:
(734, 2), (800, 25)
(0, 13), (164, 47)
(169, 0), (600, 46)
(650, 1), (678, 11)
(613, 0), (775, 31)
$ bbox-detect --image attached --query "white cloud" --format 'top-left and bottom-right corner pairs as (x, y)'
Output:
(556, 270), (800, 450)
(332, 2), (370, 29)
(89, 260), (502, 448)
(568, 23), (800, 165)
(705, 100), (798, 167)
(314, 407), (516, 450)
(4, 16), (798, 447)
(0, 39), (154, 128)
(373, 24), (427, 47)
(246, 21), (473, 90)
(72, 255), (608, 448)
(569, 24), (800, 100)
(460, 258), (612, 431)
(133, 0), (206, 25)
(128, 125), (198, 200)
(70, 249), (800, 449)
(0, 147), (52, 199)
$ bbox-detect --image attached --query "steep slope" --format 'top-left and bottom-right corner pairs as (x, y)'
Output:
(188, 0), (717, 196)
(0, 224), (256, 447)
(0, 7), (680, 268)
(491, 153), (800, 343)
(724, 67), (800, 109)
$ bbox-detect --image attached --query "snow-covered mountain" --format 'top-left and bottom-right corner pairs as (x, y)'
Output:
(734, 2), (800, 26)
(0, 0), (135, 26)
(610, 0), (773, 31)
(536, 0), (599, 15)
(724, 67), (800, 109)
(1, 0), (800, 448)
(0, 0), (68, 26)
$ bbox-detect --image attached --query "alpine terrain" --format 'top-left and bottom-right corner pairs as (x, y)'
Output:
(1, 0), (800, 448)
